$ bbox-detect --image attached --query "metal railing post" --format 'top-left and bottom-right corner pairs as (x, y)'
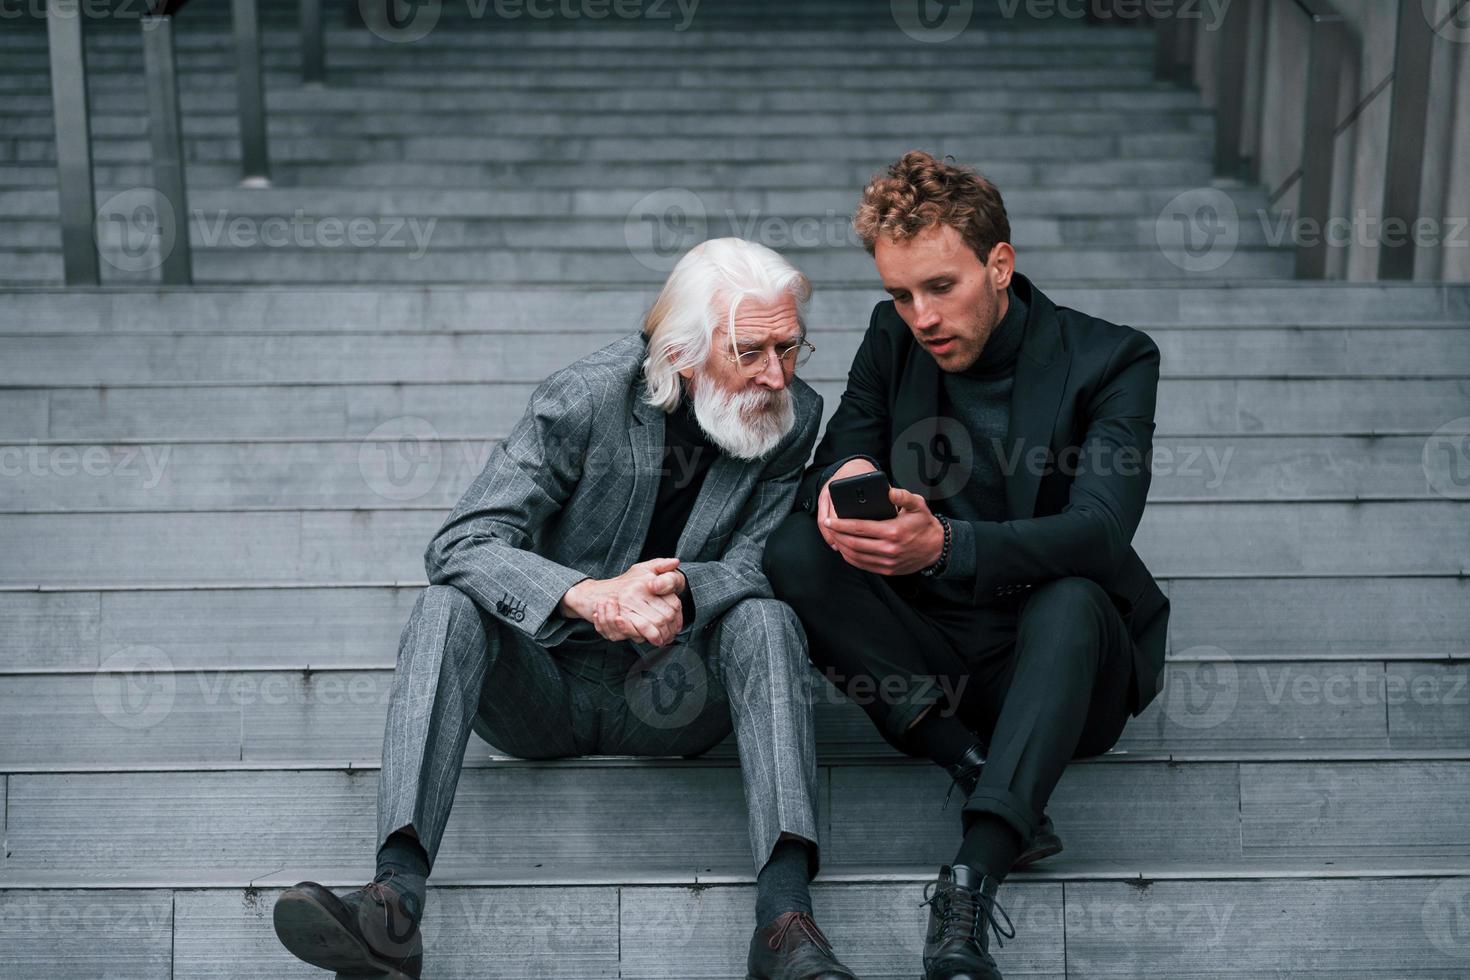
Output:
(141, 14), (193, 285)
(1294, 4), (1349, 279)
(301, 0), (325, 84)
(1213, 0), (1252, 178)
(46, 0), (100, 285)
(232, 0), (272, 187)
(1379, 0), (1436, 280)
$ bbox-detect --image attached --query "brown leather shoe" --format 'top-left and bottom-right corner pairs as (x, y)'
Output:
(746, 910), (859, 979)
(273, 872), (424, 979)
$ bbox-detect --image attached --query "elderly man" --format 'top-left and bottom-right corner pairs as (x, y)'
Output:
(272, 238), (858, 980)
(764, 152), (1169, 980)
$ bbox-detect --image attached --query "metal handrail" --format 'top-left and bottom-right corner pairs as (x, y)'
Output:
(1288, 0), (1353, 279)
(1379, 0), (1436, 279)
(46, 0), (99, 285)
(1153, 0), (1358, 280)
(45, 0), (281, 284)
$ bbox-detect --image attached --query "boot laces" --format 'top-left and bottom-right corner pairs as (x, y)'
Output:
(922, 875), (1016, 950)
(359, 869), (419, 943)
(942, 763), (984, 811)
(768, 910), (835, 955)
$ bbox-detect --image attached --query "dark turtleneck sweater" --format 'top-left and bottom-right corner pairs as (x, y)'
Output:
(637, 390), (718, 624)
(926, 285), (1028, 593)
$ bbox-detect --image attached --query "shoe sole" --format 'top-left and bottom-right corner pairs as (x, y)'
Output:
(1013, 831), (1065, 869)
(273, 887), (419, 980)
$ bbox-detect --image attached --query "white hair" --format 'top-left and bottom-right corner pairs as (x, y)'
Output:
(640, 237), (813, 411)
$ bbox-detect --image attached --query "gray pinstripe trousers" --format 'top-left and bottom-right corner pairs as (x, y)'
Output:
(377, 583), (821, 875)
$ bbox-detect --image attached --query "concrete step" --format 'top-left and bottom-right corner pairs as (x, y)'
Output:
(0, 157), (1221, 193)
(0, 22), (1158, 52)
(4, 45), (1158, 71)
(1, 501), (1464, 587)
(3, 132), (1213, 166)
(12, 242), (1289, 285)
(4, 657), (1466, 768)
(4, 760), (1470, 879)
(1, 433), (1457, 514)
(6, 213), (1283, 254)
(4, 327), (1464, 388)
(5, 868), (1467, 980)
(0, 1), (1154, 30)
(0, 184), (1275, 220)
(0, 66), (1163, 93)
(8, 377), (1466, 442)
(5, 572), (1468, 665)
(1, 283), (1460, 332)
(0, 106), (1215, 139)
(3, 85), (1208, 114)
(4, 577), (1464, 673)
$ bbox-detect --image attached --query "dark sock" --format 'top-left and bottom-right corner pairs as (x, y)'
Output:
(955, 814), (1026, 885)
(902, 709), (978, 769)
(375, 830), (430, 925)
(755, 839), (815, 928)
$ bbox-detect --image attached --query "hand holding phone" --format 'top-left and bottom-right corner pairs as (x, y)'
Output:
(827, 470), (898, 521)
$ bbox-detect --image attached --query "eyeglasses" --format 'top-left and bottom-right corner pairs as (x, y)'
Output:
(720, 339), (816, 377)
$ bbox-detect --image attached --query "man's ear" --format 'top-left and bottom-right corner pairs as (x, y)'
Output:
(667, 346), (695, 381)
(988, 242), (1016, 290)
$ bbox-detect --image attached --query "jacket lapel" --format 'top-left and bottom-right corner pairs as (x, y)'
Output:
(1004, 276), (1071, 520)
(607, 391), (665, 573)
(676, 452), (755, 558)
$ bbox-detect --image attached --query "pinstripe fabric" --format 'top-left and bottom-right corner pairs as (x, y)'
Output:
(422, 333), (823, 649)
(378, 586), (821, 873)
(379, 334), (824, 874)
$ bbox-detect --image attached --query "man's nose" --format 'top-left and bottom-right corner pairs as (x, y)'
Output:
(912, 297), (941, 330)
(753, 350), (788, 390)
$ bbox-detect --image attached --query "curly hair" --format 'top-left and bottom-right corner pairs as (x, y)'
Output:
(853, 150), (1011, 264)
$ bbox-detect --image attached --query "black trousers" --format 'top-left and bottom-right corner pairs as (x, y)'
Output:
(763, 511), (1136, 844)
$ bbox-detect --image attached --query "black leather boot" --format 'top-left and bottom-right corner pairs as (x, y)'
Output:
(921, 864), (1015, 980)
(945, 743), (1064, 869)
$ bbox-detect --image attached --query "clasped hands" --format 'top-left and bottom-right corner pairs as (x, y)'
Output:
(817, 459), (946, 576)
(558, 557), (686, 648)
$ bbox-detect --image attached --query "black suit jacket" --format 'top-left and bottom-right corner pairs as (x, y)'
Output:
(796, 273), (1169, 717)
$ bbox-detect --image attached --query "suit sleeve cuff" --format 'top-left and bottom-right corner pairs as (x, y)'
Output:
(936, 517), (977, 580)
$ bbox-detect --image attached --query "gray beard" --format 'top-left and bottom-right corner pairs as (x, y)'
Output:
(687, 373), (795, 460)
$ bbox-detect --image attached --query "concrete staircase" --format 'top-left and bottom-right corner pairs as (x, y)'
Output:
(3, 2), (1470, 978)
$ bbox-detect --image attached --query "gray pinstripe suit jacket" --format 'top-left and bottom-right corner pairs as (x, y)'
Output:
(423, 333), (823, 649)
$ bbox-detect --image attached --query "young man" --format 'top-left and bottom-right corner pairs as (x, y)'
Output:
(764, 152), (1170, 980)
(273, 238), (859, 980)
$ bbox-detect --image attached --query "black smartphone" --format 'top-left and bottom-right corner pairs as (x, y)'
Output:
(827, 470), (898, 520)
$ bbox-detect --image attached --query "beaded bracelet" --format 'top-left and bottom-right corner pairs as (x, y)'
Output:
(919, 514), (952, 578)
